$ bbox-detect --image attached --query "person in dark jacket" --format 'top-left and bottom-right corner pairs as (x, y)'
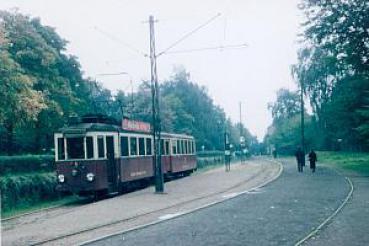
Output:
(272, 149), (277, 159)
(308, 150), (317, 172)
(295, 147), (305, 172)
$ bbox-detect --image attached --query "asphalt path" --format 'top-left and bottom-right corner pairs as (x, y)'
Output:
(87, 159), (350, 246)
(307, 175), (369, 246)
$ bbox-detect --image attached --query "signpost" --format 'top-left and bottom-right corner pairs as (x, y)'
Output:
(240, 136), (246, 163)
(224, 132), (231, 172)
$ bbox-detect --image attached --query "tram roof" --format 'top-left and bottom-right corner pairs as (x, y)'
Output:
(56, 123), (194, 139)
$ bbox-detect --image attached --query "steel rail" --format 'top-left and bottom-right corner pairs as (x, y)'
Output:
(27, 160), (280, 246)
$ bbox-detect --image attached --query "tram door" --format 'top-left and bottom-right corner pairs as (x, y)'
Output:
(106, 136), (117, 192)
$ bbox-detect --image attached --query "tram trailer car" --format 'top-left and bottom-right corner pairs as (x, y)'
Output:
(54, 116), (197, 196)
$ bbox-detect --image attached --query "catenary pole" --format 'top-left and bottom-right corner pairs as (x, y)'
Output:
(149, 15), (164, 193)
(239, 101), (244, 163)
(239, 102), (242, 137)
(300, 80), (305, 155)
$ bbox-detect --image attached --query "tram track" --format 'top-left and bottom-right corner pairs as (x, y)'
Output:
(1, 197), (92, 223)
(2, 162), (238, 224)
(26, 160), (281, 246)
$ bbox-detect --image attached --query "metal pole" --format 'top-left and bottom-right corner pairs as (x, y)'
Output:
(149, 15), (164, 193)
(239, 102), (242, 136)
(130, 79), (134, 119)
(239, 102), (244, 163)
(300, 80), (305, 164)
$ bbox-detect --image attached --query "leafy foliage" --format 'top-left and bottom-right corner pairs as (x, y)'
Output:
(0, 11), (96, 154)
(0, 155), (54, 175)
(0, 172), (60, 212)
(268, 88), (300, 123)
(267, 0), (369, 152)
(0, 11), (256, 155)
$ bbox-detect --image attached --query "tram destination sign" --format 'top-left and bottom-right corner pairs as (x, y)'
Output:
(122, 119), (151, 133)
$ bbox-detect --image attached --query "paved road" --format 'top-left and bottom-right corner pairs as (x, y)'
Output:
(87, 159), (350, 246)
(307, 175), (369, 246)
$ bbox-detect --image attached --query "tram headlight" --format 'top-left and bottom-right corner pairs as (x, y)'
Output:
(86, 173), (95, 182)
(58, 174), (65, 183)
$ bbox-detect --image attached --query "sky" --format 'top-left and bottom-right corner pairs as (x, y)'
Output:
(0, 0), (303, 140)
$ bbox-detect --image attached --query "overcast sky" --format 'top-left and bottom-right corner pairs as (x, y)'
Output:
(0, 0), (303, 140)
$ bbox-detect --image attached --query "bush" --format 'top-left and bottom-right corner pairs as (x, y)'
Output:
(0, 155), (54, 175)
(197, 156), (224, 169)
(0, 172), (60, 212)
(197, 150), (223, 158)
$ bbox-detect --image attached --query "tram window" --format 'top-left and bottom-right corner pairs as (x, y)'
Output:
(177, 140), (181, 154)
(57, 138), (65, 160)
(183, 140), (188, 154)
(191, 141), (194, 154)
(121, 136), (129, 157)
(172, 140), (177, 155)
(97, 136), (105, 158)
(146, 138), (152, 155)
(139, 137), (145, 156)
(160, 139), (164, 155)
(165, 141), (170, 156)
(67, 137), (84, 159)
(181, 140), (185, 154)
(130, 137), (137, 156)
(86, 137), (94, 159)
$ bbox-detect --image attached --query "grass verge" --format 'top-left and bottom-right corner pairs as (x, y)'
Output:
(317, 151), (369, 176)
(1, 195), (82, 219)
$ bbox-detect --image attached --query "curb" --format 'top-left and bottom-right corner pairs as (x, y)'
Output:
(78, 159), (284, 246)
(294, 174), (354, 246)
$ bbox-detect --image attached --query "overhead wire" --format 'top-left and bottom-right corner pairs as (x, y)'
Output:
(156, 13), (222, 57)
(164, 43), (248, 55)
(93, 26), (148, 57)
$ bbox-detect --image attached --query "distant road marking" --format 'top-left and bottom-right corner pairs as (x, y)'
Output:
(159, 213), (183, 220)
(222, 192), (240, 199)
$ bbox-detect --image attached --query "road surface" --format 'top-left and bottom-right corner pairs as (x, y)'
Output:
(87, 159), (350, 246)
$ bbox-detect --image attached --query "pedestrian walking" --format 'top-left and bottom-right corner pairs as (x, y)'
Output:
(272, 149), (277, 159)
(295, 147), (304, 172)
(308, 150), (317, 173)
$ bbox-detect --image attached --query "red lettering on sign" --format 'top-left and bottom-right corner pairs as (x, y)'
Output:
(122, 119), (151, 133)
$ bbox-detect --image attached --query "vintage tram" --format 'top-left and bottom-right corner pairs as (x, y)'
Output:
(54, 115), (197, 196)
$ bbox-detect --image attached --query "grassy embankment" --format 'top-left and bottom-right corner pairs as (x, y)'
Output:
(0, 171), (83, 219)
(0, 155), (82, 219)
(317, 151), (369, 176)
(1, 192), (81, 219)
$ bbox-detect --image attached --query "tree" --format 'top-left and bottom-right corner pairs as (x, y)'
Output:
(0, 11), (254, 154)
(268, 88), (300, 123)
(0, 49), (46, 154)
(285, 0), (369, 150)
(0, 11), (94, 154)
